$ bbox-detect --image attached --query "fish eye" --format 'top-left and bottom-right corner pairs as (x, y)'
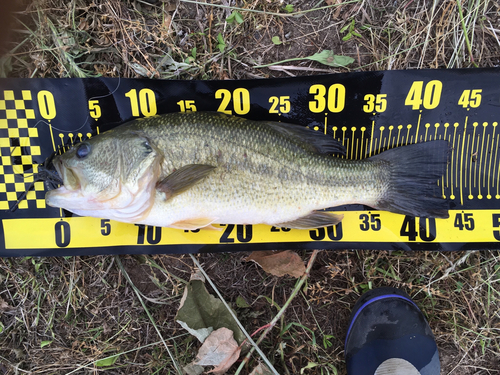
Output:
(76, 143), (91, 159)
(143, 140), (152, 153)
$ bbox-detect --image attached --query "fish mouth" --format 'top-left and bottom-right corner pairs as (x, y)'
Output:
(45, 159), (82, 209)
(53, 158), (81, 191)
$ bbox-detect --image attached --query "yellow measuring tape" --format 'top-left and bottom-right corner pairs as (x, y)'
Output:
(2, 209), (499, 250)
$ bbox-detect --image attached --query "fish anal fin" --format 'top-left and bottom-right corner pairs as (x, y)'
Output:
(157, 164), (216, 199)
(275, 211), (344, 229)
(169, 217), (220, 231)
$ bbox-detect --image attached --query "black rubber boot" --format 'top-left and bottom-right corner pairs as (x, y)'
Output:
(344, 287), (440, 375)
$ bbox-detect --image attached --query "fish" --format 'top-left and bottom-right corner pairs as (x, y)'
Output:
(45, 112), (449, 230)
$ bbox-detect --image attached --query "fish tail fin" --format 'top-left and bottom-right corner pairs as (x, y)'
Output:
(370, 140), (450, 218)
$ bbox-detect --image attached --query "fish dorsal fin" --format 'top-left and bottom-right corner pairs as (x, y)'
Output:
(157, 164), (216, 199)
(267, 122), (346, 155)
(275, 211), (344, 229)
(169, 217), (220, 230)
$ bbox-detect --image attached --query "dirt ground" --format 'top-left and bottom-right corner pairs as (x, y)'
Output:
(1, 0), (500, 374)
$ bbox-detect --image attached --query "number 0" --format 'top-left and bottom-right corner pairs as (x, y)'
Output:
(55, 221), (70, 247)
(327, 84), (345, 113)
(37, 91), (57, 120)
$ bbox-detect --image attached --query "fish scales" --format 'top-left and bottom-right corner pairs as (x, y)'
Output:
(131, 113), (385, 226)
(45, 112), (449, 229)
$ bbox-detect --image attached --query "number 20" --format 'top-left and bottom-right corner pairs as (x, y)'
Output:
(215, 88), (250, 115)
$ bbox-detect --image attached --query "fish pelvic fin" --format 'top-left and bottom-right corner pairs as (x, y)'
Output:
(157, 164), (216, 199)
(169, 217), (220, 230)
(370, 140), (450, 218)
(275, 211), (344, 229)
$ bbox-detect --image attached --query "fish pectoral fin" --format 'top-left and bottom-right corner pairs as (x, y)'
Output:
(157, 164), (216, 199)
(275, 211), (344, 229)
(169, 217), (220, 230)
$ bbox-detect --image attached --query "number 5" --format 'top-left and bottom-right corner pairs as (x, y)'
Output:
(88, 100), (101, 119)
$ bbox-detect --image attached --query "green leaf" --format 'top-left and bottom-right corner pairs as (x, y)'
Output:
(40, 340), (52, 348)
(280, 322), (316, 347)
(284, 4), (294, 13)
(306, 50), (354, 67)
(236, 296), (250, 308)
(226, 12), (235, 24)
(339, 23), (350, 33)
(226, 11), (243, 24)
(158, 54), (191, 72)
(327, 363), (339, 374)
(217, 33), (224, 44)
(95, 354), (120, 367)
(322, 334), (335, 349)
(191, 47), (197, 59)
(129, 62), (150, 77)
(175, 279), (245, 344)
(217, 33), (226, 53)
(235, 12), (244, 24)
(259, 295), (281, 310)
(272, 36), (282, 45)
(301, 362), (319, 374)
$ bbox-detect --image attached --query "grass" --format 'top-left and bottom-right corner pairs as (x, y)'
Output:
(2, 251), (500, 373)
(1, 0), (500, 374)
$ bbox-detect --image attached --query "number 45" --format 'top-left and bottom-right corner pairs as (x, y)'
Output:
(458, 89), (482, 108)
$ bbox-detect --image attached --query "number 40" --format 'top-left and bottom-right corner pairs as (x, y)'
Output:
(405, 81), (442, 110)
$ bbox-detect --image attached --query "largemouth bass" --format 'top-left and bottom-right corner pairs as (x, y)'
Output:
(45, 112), (449, 229)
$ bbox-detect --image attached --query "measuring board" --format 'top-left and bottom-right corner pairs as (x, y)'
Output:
(0, 69), (499, 256)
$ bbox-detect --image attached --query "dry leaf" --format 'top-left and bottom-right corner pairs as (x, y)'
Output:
(325, 0), (343, 18)
(195, 327), (241, 375)
(160, 12), (173, 40)
(250, 362), (274, 375)
(245, 250), (306, 278)
(0, 297), (12, 312)
(183, 362), (204, 375)
(176, 276), (245, 344)
(161, 0), (179, 12)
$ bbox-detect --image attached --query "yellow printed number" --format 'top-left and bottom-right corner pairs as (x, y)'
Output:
(269, 96), (290, 114)
(177, 100), (197, 112)
(88, 100), (101, 119)
(458, 89), (482, 108)
(37, 91), (57, 120)
(405, 80), (442, 110)
(363, 94), (387, 113)
(215, 88), (250, 115)
(309, 84), (345, 113)
(125, 88), (157, 117)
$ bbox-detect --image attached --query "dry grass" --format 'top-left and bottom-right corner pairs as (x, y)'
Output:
(1, 0), (500, 374)
(4, 0), (499, 79)
(2, 251), (500, 373)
